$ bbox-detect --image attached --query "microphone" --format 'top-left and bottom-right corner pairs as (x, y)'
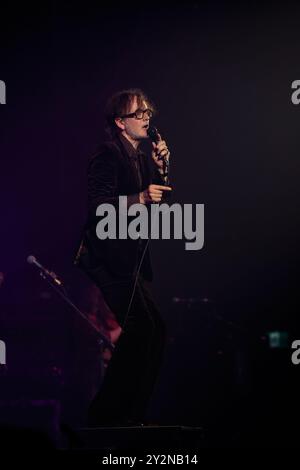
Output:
(27, 255), (63, 286)
(147, 125), (160, 144)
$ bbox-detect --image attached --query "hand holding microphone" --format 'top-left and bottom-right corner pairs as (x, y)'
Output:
(147, 126), (171, 187)
(147, 126), (170, 170)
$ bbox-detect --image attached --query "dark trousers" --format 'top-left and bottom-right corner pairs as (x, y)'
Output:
(87, 274), (166, 425)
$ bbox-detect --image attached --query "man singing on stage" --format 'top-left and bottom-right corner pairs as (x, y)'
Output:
(74, 88), (171, 426)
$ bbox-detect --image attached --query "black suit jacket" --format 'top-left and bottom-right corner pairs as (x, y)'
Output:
(74, 133), (163, 286)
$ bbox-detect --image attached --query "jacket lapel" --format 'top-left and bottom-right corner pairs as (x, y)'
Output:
(116, 136), (142, 191)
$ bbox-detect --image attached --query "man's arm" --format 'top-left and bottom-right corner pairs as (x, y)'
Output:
(87, 149), (119, 214)
(88, 145), (171, 215)
(88, 144), (143, 214)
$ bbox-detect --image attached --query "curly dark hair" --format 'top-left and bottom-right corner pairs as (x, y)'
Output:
(104, 88), (155, 138)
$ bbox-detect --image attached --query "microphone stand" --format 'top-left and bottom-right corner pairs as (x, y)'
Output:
(38, 271), (114, 352)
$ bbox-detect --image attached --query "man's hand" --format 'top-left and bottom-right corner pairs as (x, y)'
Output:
(151, 133), (170, 171)
(139, 184), (172, 204)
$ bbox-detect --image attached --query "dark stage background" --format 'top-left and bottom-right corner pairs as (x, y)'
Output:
(0, 0), (300, 447)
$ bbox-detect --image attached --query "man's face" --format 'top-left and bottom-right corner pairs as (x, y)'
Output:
(117, 96), (152, 143)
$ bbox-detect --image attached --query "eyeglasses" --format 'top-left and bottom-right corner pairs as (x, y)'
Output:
(120, 108), (153, 120)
